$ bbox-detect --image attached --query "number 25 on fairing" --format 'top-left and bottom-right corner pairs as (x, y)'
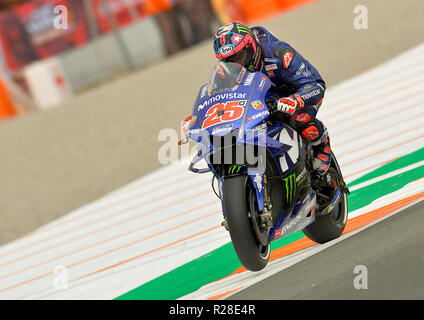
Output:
(201, 100), (246, 130)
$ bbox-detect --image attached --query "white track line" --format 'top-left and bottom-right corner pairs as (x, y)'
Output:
(181, 179), (424, 300)
(0, 43), (423, 300)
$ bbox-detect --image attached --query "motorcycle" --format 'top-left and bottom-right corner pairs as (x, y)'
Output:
(180, 61), (350, 271)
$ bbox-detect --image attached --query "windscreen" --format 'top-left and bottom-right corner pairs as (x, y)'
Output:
(207, 61), (247, 96)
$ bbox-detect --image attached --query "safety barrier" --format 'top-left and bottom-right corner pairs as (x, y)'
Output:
(0, 0), (317, 114)
(0, 79), (17, 118)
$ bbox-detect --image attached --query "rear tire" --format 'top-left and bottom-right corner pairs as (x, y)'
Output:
(303, 153), (348, 244)
(303, 183), (348, 243)
(224, 176), (270, 271)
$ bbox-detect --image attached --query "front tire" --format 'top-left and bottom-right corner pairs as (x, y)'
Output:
(224, 176), (270, 271)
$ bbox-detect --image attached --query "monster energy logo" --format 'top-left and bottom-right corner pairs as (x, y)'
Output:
(228, 165), (242, 174)
(236, 25), (254, 36)
(283, 173), (296, 204)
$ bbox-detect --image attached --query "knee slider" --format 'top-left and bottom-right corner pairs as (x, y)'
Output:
(301, 125), (320, 141)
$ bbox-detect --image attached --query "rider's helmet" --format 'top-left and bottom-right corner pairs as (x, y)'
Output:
(213, 21), (262, 72)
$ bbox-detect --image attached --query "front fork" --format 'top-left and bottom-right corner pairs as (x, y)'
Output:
(248, 169), (273, 229)
(219, 169), (273, 230)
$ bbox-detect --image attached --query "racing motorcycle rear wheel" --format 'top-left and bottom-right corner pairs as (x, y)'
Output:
(302, 191), (348, 243)
(303, 154), (348, 243)
(224, 175), (270, 272)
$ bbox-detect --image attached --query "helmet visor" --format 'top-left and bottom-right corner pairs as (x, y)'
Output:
(223, 49), (248, 65)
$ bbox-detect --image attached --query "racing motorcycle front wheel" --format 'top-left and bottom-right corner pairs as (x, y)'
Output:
(223, 175), (270, 272)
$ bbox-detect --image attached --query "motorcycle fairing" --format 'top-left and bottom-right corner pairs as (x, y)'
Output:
(270, 189), (316, 240)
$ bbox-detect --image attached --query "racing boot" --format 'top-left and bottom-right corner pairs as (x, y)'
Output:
(312, 133), (332, 176)
(310, 132), (335, 210)
(289, 112), (332, 176)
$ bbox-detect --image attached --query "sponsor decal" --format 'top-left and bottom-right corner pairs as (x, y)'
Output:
(267, 70), (276, 77)
(283, 50), (294, 69)
(297, 216), (313, 234)
(212, 123), (233, 135)
(317, 154), (329, 162)
(283, 172), (296, 204)
(219, 45), (234, 55)
(236, 25), (254, 36)
(293, 94), (305, 109)
(217, 64), (226, 79)
(293, 112), (311, 123)
(265, 63), (278, 71)
(201, 100), (246, 130)
(250, 123), (267, 136)
(296, 167), (307, 184)
(235, 67), (247, 84)
(216, 23), (233, 36)
(328, 188), (342, 213)
(200, 85), (207, 99)
(280, 213), (302, 236)
(244, 73), (255, 86)
(257, 76), (267, 91)
(274, 228), (282, 239)
(264, 57), (278, 63)
(251, 100), (264, 110)
(301, 89), (321, 100)
(228, 165), (242, 174)
(218, 179), (224, 198)
(301, 125), (320, 140)
(254, 173), (263, 192)
(198, 93), (247, 111)
(248, 110), (270, 121)
(245, 123), (267, 138)
(296, 62), (312, 77)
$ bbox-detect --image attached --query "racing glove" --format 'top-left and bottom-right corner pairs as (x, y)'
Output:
(182, 115), (191, 134)
(276, 94), (305, 116)
(178, 115), (192, 145)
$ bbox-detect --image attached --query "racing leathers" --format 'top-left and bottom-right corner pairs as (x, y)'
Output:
(252, 26), (332, 176)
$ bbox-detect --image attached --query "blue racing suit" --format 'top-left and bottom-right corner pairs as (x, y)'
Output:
(252, 26), (331, 173)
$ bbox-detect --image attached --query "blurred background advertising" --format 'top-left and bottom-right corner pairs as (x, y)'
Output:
(0, 0), (314, 118)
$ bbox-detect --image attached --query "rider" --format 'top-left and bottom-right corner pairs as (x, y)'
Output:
(213, 21), (332, 177)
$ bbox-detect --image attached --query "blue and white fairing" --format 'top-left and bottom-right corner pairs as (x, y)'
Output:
(187, 61), (316, 241)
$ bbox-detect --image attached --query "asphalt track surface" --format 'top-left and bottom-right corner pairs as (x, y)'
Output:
(0, 0), (423, 245)
(229, 200), (424, 300)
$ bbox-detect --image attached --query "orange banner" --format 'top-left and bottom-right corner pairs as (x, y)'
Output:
(0, 80), (17, 119)
(211, 0), (318, 24)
